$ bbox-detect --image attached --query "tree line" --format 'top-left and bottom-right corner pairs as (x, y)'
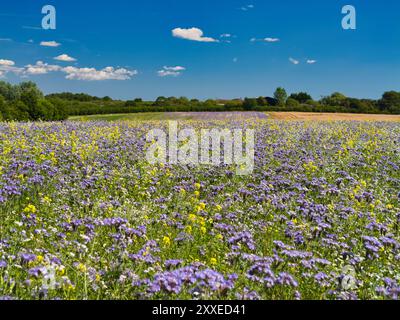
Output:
(242, 88), (400, 114)
(47, 87), (400, 116)
(0, 81), (67, 121)
(1, 81), (400, 121)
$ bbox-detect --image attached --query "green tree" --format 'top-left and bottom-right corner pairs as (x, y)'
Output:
(243, 98), (257, 110)
(274, 87), (287, 106)
(379, 91), (400, 113)
(289, 92), (312, 104)
(0, 95), (6, 120)
(320, 92), (347, 106)
(0, 81), (20, 101)
(256, 96), (268, 106)
(286, 98), (300, 108)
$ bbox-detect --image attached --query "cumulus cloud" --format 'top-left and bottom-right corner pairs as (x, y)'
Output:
(62, 66), (137, 81)
(289, 57), (300, 65)
(307, 59), (317, 64)
(0, 58), (137, 81)
(24, 61), (62, 75)
(0, 58), (24, 77)
(40, 41), (61, 47)
(158, 66), (186, 77)
(54, 54), (77, 62)
(0, 59), (15, 66)
(172, 27), (218, 42)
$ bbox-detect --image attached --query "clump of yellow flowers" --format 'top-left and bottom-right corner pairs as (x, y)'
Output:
(23, 204), (37, 214)
(163, 236), (171, 246)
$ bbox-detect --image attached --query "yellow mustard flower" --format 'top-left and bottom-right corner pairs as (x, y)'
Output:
(163, 236), (171, 246)
(23, 204), (37, 214)
(77, 263), (87, 273)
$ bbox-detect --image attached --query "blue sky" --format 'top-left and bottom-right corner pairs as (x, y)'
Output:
(0, 0), (399, 100)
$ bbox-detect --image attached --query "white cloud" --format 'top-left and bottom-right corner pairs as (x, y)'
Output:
(158, 66), (186, 77)
(264, 37), (280, 42)
(62, 66), (137, 81)
(24, 61), (62, 75)
(158, 70), (180, 77)
(0, 38), (12, 42)
(0, 59), (15, 66)
(54, 54), (77, 62)
(0, 65), (24, 77)
(163, 66), (186, 72)
(40, 41), (61, 47)
(220, 33), (232, 38)
(251, 37), (280, 43)
(172, 27), (218, 42)
(0, 58), (137, 81)
(289, 57), (300, 65)
(307, 59), (317, 64)
(0, 59), (23, 77)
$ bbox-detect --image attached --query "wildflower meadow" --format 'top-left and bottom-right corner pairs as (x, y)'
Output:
(0, 118), (399, 300)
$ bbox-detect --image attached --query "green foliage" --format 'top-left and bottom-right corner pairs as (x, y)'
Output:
(289, 92), (312, 104)
(286, 98), (300, 108)
(274, 87), (288, 106)
(256, 96), (268, 107)
(1, 81), (400, 121)
(378, 91), (400, 113)
(321, 92), (348, 106)
(0, 81), (67, 121)
(46, 92), (107, 102)
(243, 98), (258, 110)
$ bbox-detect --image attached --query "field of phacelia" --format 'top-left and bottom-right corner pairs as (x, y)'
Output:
(0, 119), (399, 300)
